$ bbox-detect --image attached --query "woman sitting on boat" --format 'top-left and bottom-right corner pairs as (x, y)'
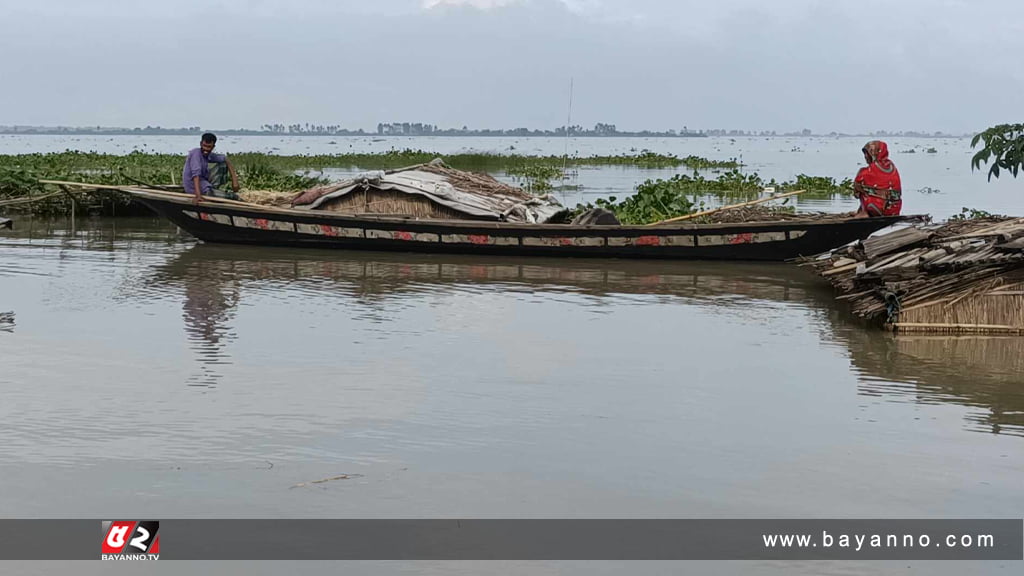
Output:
(852, 140), (902, 217)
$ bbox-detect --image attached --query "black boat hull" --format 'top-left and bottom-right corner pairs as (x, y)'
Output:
(131, 189), (911, 261)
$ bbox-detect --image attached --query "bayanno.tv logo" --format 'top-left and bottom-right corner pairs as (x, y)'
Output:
(101, 521), (160, 560)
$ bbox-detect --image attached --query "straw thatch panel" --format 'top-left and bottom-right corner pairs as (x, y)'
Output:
(316, 188), (472, 220)
(895, 291), (1024, 334)
(804, 217), (1024, 333)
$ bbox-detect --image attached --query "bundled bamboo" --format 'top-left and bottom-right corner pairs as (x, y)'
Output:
(803, 217), (1024, 333)
(697, 205), (843, 224)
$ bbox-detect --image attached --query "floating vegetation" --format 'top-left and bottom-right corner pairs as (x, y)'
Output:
(0, 150), (328, 215)
(222, 149), (738, 172)
(581, 150), (740, 170)
(505, 164), (564, 192)
(918, 186), (942, 194)
(0, 150), (742, 215)
(949, 207), (1006, 221)
(588, 177), (705, 225)
(786, 174), (853, 196)
(574, 171), (852, 225)
(236, 156), (326, 191)
(0, 167), (43, 198)
(926, 147), (938, 154)
(0, 150), (326, 191)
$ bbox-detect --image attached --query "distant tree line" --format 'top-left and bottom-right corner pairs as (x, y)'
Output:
(375, 122), (704, 137)
(0, 124), (962, 138)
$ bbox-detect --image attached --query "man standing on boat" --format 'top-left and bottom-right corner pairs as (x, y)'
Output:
(183, 132), (240, 202)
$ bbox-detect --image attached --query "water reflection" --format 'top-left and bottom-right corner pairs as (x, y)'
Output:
(153, 244), (826, 301)
(180, 261), (239, 387)
(8, 216), (1016, 437)
(142, 245), (833, 388)
(144, 244), (1024, 437)
(844, 329), (1024, 437)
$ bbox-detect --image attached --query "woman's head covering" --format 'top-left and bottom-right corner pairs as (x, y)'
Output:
(862, 140), (893, 170)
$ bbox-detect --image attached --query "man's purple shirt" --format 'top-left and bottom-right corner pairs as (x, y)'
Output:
(182, 148), (227, 195)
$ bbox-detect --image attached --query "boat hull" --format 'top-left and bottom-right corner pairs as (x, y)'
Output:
(131, 190), (911, 261)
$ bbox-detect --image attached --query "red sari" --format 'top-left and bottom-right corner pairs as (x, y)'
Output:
(854, 140), (902, 216)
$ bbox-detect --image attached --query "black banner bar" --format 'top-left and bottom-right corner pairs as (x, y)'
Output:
(0, 519), (1019, 560)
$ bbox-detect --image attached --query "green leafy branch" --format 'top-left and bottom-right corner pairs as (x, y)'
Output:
(970, 123), (1024, 181)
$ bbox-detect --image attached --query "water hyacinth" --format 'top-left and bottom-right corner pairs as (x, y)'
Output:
(575, 171), (853, 224)
(0, 150), (843, 218)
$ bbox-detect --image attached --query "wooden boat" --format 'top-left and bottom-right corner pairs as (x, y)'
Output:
(121, 187), (914, 261)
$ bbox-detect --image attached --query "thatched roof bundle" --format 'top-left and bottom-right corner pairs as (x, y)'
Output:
(288, 160), (564, 223)
(804, 217), (1024, 333)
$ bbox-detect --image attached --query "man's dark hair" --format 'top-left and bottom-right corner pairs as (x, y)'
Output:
(201, 132), (217, 144)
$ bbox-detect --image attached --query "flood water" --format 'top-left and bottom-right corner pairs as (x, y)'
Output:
(1, 217), (1021, 574)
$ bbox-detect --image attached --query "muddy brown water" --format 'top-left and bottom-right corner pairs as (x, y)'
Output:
(1, 218), (1020, 575)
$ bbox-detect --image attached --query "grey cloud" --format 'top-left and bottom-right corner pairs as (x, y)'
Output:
(0, 0), (1019, 133)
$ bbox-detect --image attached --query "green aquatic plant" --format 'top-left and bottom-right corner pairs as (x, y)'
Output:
(574, 150), (740, 170)
(505, 164), (564, 193)
(949, 207), (1005, 221)
(573, 170), (853, 224)
(0, 150), (742, 214)
(0, 167), (43, 199)
(0, 150), (840, 217)
(784, 174), (852, 197)
(587, 176), (701, 224)
(0, 149), (734, 181)
(239, 157), (328, 191)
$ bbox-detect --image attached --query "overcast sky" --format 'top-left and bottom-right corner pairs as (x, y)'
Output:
(1, 0), (1020, 133)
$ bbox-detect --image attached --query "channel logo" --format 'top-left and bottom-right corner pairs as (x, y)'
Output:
(101, 521), (160, 560)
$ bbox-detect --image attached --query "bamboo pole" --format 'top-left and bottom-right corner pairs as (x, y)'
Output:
(0, 190), (65, 206)
(38, 179), (264, 208)
(39, 179), (131, 191)
(646, 190), (807, 226)
(822, 261), (861, 276)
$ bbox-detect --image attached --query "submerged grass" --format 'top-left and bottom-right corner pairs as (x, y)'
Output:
(0, 149), (740, 215)
(0, 150), (329, 215)
(0, 149), (845, 218)
(0, 149), (737, 179)
(220, 149), (741, 172)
